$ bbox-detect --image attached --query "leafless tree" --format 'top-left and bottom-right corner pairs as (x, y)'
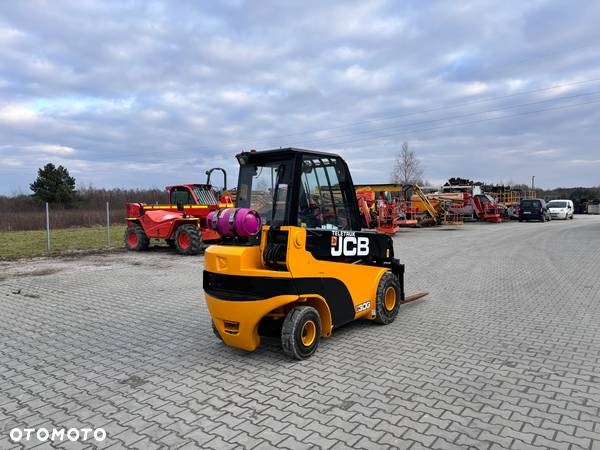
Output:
(391, 142), (424, 185)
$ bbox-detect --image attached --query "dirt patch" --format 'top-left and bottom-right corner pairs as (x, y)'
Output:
(0, 254), (118, 281)
(0, 267), (63, 281)
(0, 250), (185, 281)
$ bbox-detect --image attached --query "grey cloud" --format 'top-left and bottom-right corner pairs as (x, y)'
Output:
(1, 0), (599, 194)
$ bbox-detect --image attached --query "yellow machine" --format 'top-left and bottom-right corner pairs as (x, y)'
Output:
(203, 148), (427, 359)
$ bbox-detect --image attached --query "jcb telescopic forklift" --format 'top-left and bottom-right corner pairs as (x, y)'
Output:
(203, 148), (426, 359)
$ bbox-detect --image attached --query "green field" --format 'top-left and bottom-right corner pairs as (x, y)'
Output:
(0, 225), (127, 260)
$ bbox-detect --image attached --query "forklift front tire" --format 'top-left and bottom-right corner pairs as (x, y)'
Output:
(281, 306), (321, 360)
(374, 272), (401, 325)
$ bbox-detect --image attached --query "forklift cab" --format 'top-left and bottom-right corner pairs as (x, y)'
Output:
(235, 148), (361, 231)
(233, 149), (396, 267)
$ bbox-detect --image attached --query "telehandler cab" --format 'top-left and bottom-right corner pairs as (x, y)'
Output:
(203, 148), (427, 359)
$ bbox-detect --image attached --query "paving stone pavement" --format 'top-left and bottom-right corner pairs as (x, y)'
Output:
(1, 216), (599, 449)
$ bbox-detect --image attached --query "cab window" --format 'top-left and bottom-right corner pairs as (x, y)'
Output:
(170, 187), (194, 205)
(298, 157), (351, 230)
(237, 162), (291, 226)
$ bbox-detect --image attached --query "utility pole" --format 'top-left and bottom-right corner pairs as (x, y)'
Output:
(531, 176), (535, 190)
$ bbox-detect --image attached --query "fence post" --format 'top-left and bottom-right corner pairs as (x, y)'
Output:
(45, 202), (51, 253)
(106, 201), (111, 248)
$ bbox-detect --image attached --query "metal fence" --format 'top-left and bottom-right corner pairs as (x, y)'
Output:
(0, 202), (127, 259)
(42, 202), (112, 252)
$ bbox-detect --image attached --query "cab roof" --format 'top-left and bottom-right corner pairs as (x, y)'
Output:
(165, 183), (212, 190)
(236, 147), (342, 164)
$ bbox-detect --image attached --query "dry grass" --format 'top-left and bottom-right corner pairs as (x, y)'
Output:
(0, 225), (127, 260)
(1, 209), (126, 232)
(0, 188), (168, 231)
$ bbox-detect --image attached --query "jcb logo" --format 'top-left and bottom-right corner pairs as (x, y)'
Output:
(331, 236), (369, 257)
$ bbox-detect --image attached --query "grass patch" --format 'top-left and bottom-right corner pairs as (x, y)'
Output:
(0, 225), (127, 260)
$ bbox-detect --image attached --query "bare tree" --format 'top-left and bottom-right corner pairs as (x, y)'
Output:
(391, 142), (424, 185)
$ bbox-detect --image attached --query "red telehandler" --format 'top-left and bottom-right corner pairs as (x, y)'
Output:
(125, 168), (234, 255)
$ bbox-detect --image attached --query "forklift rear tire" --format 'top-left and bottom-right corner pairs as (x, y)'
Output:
(212, 322), (223, 341)
(281, 306), (321, 360)
(374, 272), (401, 325)
(125, 224), (149, 251)
(175, 224), (202, 255)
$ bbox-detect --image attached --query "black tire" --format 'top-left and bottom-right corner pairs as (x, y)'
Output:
(281, 306), (321, 360)
(374, 272), (401, 325)
(174, 224), (202, 255)
(518, 219), (523, 222)
(212, 322), (223, 341)
(124, 224), (149, 251)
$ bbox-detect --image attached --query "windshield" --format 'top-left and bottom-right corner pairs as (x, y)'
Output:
(547, 201), (567, 208)
(237, 161), (292, 226)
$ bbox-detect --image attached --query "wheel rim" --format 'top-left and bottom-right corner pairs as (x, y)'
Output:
(127, 231), (138, 247)
(301, 320), (317, 347)
(178, 231), (190, 249)
(384, 287), (396, 311)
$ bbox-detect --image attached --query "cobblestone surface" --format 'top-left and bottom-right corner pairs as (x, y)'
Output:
(1, 216), (599, 449)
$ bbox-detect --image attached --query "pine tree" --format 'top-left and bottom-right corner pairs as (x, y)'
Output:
(30, 163), (77, 204)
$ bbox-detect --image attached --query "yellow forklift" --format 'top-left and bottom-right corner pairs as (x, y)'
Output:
(203, 148), (427, 359)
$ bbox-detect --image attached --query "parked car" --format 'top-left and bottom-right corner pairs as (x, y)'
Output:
(547, 199), (574, 220)
(519, 198), (551, 222)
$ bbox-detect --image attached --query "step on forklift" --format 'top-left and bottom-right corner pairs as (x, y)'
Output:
(203, 148), (427, 359)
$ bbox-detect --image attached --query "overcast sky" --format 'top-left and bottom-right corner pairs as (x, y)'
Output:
(1, 0), (599, 195)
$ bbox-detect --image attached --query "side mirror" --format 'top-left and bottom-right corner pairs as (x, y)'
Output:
(177, 201), (184, 212)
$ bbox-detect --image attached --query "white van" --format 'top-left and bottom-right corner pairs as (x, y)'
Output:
(547, 199), (574, 220)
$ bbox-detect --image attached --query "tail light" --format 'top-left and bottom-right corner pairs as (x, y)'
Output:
(223, 321), (240, 335)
